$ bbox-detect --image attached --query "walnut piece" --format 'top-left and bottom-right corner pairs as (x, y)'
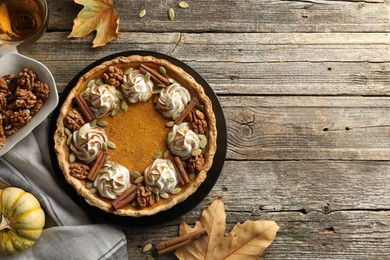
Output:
(17, 69), (36, 90)
(4, 109), (32, 136)
(136, 186), (155, 207)
(0, 93), (7, 111)
(187, 109), (208, 134)
(0, 114), (6, 149)
(64, 109), (86, 131)
(33, 80), (50, 100)
(102, 66), (124, 87)
(69, 163), (90, 180)
(0, 77), (10, 97)
(30, 99), (43, 116)
(187, 155), (205, 173)
(7, 88), (37, 110)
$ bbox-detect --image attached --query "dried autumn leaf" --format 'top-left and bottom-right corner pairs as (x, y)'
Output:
(68, 0), (119, 47)
(175, 198), (279, 259)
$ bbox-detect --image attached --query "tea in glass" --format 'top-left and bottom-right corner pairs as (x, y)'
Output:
(0, 0), (47, 45)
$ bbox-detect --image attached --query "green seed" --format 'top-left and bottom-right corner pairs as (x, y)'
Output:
(64, 128), (72, 136)
(107, 141), (116, 149)
(160, 192), (169, 199)
(116, 91), (124, 100)
(192, 97), (200, 106)
(97, 120), (108, 127)
(163, 150), (170, 158)
(151, 187), (159, 195)
(108, 86), (117, 94)
(200, 137), (207, 149)
(87, 79), (95, 88)
(166, 121), (175, 127)
(102, 142), (108, 152)
(167, 160), (174, 170)
(125, 67), (133, 75)
(69, 153), (76, 163)
(197, 104), (205, 111)
(131, 200), (138, 207)
(189, 173), (195, 180)
(112, 163), (119, 170)
(90, 188), (97, 194)
(159, 66), (166, 75)
(111, 106), (120, 116)
(143, 243), (153, 252)
(121, 100), (128, 112)
(155, 194), (160, 202)
(152, 88), (163, 95)
(146, 255), (154, 260)
(168, 78), (177, 84)
(153, 95), (159, 104)
(168, 8), (175, 20)
(171, 187), (182, 195)
(139, 9), (146, 18)
(67, 135), (73, 146)
(144, 72), (150, 83)
(168, 132), (175, 142)
(141, 92), (150, 102)
(81, 90), (89, 98)
(90, 119), (97, 127)
(154, 151), (162, 159)
(178, 1), (189, 8)
(79, 124), (90, 136)
(131, 171), (142, 179)
(85, 181), (94, 188)
(95, 79), (104, 86)
(134, 176), (144, 184)
(167, 177), (175, 183)
(192, 148), (202, 156)
(99, 106), (108, 114)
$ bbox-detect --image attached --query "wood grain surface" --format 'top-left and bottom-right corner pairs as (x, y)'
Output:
(17, 0), (390, 259)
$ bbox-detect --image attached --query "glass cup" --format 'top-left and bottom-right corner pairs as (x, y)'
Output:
(0, 0), (48, 46)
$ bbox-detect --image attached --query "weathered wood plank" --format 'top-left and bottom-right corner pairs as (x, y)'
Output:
(48, 0), (390, 33)
(18, 32), (390, 95)
(222, 96), (390, 160)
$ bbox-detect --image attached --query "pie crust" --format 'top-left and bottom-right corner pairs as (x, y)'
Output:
(54, 55), (217, 216)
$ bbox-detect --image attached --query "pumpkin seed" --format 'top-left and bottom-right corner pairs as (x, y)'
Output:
(152, 88), (163, 95)
(151, 187), (159, 195)
(90, 188), (97, 194)
(180, 90), (188, 101)
(153, 95), (159, 104)
(159, 66), (166, 75)
(155, 194), (160, 202)
(168, 78), (177, 84)
(102, 142), (108, 152)
(97, 120), (108, 127)
(178, 1), (189, 8)
(131, 171), (142, 179)
(125, 67), (133, 75)
(131, 200), (138, 207)
(144, 72), (150, 83)
(200, 137), (207, 149)
(143, 243), (153, 252)
(168, 132), (175, 142)
(146, 255), (154, 260)
(67, 135), (73, 146)
(160, 192), (169, 199)
(69, 153), (76, 163)
(107, 141), (116, 149)
(134, 176), (144, 184)
(85, 181), (94, 189)
(168, 8), (175, 20)
(81, 90), (89, 98)
(108, 86), (117, 94)
(141, 92), (150, 102)
(167, 160), (174, 170)
(116, 91), (124, 100)
(192, 148), (202, 156)
(111, 106), (120, 116)
(100, 166), (108, 173)
(112, 163), (119, 170)
(166, 121), (175, 127)
(197, 134), (206, 140)
(167, 177), (175, 183)
(197, 104), (205, 111)
(138, 9), (146, 18)
(87, 79), (95, 88)
(79, 124), (90, 136)
(90, 119), (97, 127)
(192, 97), (200, 106)
(95, 79), (104, 86)
(172, 114), (178, 121)
(120, 100), (128, 112)
(154, 151), (162, 159)
(99, 106), (108, 114)
(189, 173), (195, 180)
(171, 187), (182, 195)
(163, 150), (170, 158)
(64, 128), (72, 136)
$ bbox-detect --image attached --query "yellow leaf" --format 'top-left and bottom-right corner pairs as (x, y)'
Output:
(176, 198), (279, 259)
(68, 0), (119, 48)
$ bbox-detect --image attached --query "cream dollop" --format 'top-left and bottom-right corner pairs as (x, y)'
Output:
(156, 83), (191, 119)
(168, 123), (200, 160)
(120, 69), (154, 103)
(94, 161), (132, 200)
(70, 123), (107, 163)
(144, 159), (179, 194)
(82, 83), (119, 118)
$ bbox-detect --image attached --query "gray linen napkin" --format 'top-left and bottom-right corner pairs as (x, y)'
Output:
(0, 120), (128, 260)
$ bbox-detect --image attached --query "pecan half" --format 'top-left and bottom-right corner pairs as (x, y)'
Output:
(187, 109), (207, 134)
(69, 163), (90, 180)
(136, 186), (155, 207)
(187, 155), (205, 173)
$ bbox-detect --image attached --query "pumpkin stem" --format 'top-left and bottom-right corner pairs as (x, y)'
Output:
(0, 215), (11, 232)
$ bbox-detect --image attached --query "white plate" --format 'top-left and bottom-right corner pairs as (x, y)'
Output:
(0, 44), (58, 156)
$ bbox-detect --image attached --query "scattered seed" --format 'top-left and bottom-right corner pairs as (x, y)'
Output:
(197, 104), (205, 110)
(125, 67), (133, 75)
(152, 88), (163, 95)
(102, 142), (108, 151)
(144, 72), (151, 83)
(192, 97), (200, 106)
(160, 192), (169, 199)
(171, 187), (182, 195)
(178, 1), (189, 8)
(101, 166), (109, 173)
(97, 120), (109, 127)
(87, 79), (95, 88)
(112, 163), (119, 170)
(192, 148), (202, 156)
(189, 173), (195, 180)
(143, 243), (153, 252)
(151, 187), (159, 195)
(85, 181), (94, 188)
(167, 177), (175, 183)
(163, 150), (170, 158)
(167, 160), (174, 170)
(168, 78), (177, 84)
(107, 141), (116, 149)
(146, 255), (154, 260)
(99, 106), (108, 114)
(120, 100), (128, 112)
(166, 121), (175, 127)
(67, 135), (73, 146)
(95, 79), (104, 86)
(131, 200), (138, 207)
(154, 151), (163, 159)
(159, 66), (166, 75)
(64, 128), (72, 136)
(131, 171), (142, 179)
(108, 86), (117, 94)
(81, 90), (89, 98)
(90, 119), (97, 127)
(90, 188), (97, 194)
(139, 9), (146, 18)
(168, 132), (175, 142)
(134, 176), (144, 184)
(200, 137), (207, 149)
(111, 106), (120, 116)
(153, 95), (159, 104)
(155, 194), (160, 202)
(79, 124), (90, 136)
(69, 153), (76, 163)
(116, 91), (124, 100)
(141, 92), (150, 102)
(168, 8), (175, 20)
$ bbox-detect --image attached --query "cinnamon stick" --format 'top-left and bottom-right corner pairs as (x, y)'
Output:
(157, 228), (208, 255)
(175, 100), (197, 125)
(112, 185), (138, 210)
(172, 159), (185, 186)
(140, 67), (166, 87)
(173, 156), (190, 185)
(140, 64), (170, 86)
(87, 151), (107, 181)
(73, 96), (94, 122)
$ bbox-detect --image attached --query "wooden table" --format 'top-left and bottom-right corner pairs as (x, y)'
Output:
(19, 0), (390, 258)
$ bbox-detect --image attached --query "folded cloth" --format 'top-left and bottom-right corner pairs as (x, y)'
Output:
(0, 120), (128, 260)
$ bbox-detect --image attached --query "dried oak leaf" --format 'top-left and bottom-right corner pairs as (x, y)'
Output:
(175, 198), (279, 259)
(68, 0), (119, 48)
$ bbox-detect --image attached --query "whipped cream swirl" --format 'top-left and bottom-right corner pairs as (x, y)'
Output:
(168, 123), (200, 160)
(94, 161), (132, 200)
(82, 83), (119, 118)
(156, 83), (191, 119)
(121, 70), (153, 103)
(70, 123), (107, 163)
(144, 159), (179, 194)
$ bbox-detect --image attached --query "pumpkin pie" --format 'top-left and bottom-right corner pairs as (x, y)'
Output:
(54, 55), (217, 216)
